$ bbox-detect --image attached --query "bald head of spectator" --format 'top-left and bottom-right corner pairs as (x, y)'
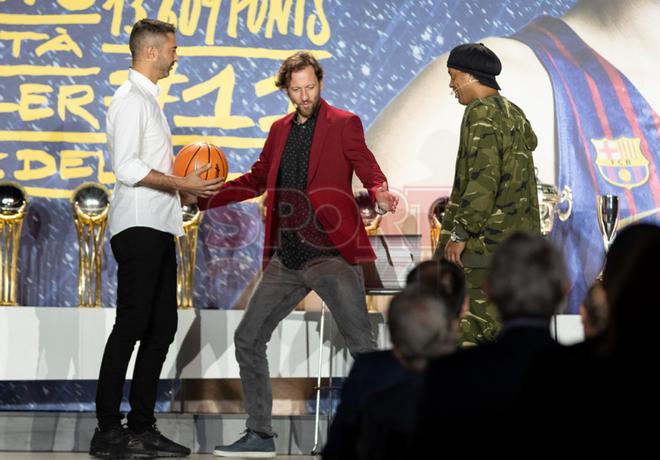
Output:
(387, 288), (456, 372)
(486, 232), (567, 322)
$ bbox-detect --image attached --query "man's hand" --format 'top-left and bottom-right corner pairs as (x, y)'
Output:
(178, 164), (224, 198)
(375, 181), (399, 213)
(137, 164), (224, 197)
(444, 240), (466, 268)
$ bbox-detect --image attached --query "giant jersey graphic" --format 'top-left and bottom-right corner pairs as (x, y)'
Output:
(513, 16), (660, 310)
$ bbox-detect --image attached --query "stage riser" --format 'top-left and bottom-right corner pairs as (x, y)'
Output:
(0, 308), (390, 380)
(0, 308), (583, 381)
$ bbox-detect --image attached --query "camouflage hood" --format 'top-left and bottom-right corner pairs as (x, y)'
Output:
(512, 100), (538, 152)
(484, 95), (538, 152)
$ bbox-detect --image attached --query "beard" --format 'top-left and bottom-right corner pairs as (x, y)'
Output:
(297, 98), (319, 118)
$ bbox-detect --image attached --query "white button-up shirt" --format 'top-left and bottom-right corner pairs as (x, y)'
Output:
(106, 69), (183, 237)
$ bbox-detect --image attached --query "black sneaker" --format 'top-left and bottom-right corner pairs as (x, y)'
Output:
(89, 426), (133, 459)
(128, 424), (191, 458)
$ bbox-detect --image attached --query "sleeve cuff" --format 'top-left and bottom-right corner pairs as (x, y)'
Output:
(367, 184), (380, 203)
(453, 224), (469, 241)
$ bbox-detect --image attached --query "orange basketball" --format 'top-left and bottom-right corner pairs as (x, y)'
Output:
(173, 142), (228, 180)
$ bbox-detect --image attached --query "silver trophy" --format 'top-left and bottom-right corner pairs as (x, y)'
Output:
(597, 194), (619, 253)
(536, 179), (573, 236)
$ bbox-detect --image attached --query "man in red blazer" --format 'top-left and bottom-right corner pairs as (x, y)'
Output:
(202, 52), (398, 458)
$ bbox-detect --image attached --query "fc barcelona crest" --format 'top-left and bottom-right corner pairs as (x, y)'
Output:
(592, 137), (650, 190)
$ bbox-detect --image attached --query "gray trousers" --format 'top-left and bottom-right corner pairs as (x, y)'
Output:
(235, 255), (377, 435)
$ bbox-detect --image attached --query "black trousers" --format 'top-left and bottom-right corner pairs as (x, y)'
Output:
(96, 227), (178, 432)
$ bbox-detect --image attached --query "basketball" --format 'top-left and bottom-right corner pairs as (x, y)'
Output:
(173, 142), (228, 180)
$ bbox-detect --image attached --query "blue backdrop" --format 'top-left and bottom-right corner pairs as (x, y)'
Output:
(0, 0), (576, 309)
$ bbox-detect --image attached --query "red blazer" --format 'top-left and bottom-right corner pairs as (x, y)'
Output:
(200, 99), (387, 266)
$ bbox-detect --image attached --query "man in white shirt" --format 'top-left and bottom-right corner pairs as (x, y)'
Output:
(90, 19), (222, 459)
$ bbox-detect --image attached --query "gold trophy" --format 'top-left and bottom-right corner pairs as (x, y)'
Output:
(0, 182), (28, 306)
(71, 183), (110, 308)
(597, 194), (619, 253)
(176, 204), (202, 309)
(355, 190), (382, 311)
(429, 197), (449, 254)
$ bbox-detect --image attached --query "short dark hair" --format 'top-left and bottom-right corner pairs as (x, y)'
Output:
(405, 259), (465, 318)
(487, 232), (567, 321)
(275, 52), (323, 89)
(129, 19), (176, 59)
(387, 289), (455, 372)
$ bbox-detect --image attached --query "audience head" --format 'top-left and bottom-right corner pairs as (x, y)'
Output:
(605, 223), (660, 350)
(387, 288), (456, 372)
(486, 232), (567, 322)
(405, 259), (466, 318)
(579, 280), (609, 339)
(602, 223), (660, 302)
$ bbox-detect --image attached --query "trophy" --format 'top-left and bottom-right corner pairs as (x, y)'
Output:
(597, 194), (619, 253)
(355, 190), (383, 311)
(71, 183), (110, 308)
(429, 196), (449, 254)
(176, 204), (202, 309)
(355, 190), (382, 236)
(536, 179), (573, 235)
(0, 182), (28, 306)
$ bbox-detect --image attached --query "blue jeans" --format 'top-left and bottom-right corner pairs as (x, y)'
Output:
(235, 255), (377, 435)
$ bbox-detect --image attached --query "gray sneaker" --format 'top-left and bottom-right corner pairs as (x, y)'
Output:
(212, 429), (276, 458)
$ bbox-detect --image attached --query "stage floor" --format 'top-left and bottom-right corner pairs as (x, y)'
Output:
(0, 455), (317, 459)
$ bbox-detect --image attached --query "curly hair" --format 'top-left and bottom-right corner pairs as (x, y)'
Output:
(275, 52), (324, 89)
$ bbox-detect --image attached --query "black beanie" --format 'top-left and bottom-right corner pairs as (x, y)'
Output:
(447, 43), (501, 90)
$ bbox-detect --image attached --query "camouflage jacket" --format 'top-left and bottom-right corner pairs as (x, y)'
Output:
(436, 95), (541, 267)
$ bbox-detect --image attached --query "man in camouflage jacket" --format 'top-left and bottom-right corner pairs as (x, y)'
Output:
(435, 43), (540, 346)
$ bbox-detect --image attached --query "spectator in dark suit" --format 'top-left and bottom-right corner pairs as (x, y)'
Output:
(520, 223), (660, 450)
(323, 259), (463, 460)
(414, 232), (567, 454)
(355, 288), (456, 460)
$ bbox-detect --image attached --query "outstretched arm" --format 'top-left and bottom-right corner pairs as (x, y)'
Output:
(344, 115), (399, 213)
(199, 126), (278, 210)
